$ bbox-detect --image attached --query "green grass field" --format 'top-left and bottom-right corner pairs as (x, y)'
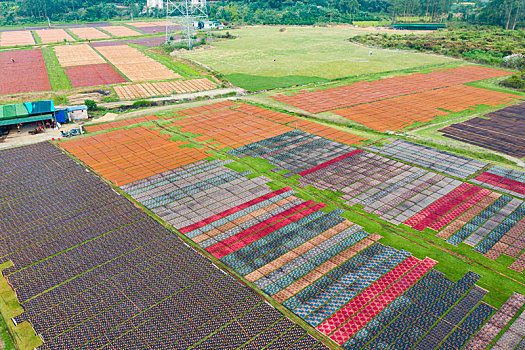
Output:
(178, 26), (455, 91)
(41, 46), (72, 91)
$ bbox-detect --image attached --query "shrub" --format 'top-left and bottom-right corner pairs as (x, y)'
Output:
(500, 72), (525, 90)
(461, 49), (503, 65)
(502, 54), (525, 70)
(348, 28), (525, 69)
(131, 99), (154, 107)
(53, 95), (68, 105)
(84, 99), (98, 110)
(161, 43), (174, 53)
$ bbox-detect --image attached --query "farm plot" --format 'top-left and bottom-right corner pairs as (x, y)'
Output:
(227, 105), (366, 145)
(271, 65), (513, 114)
(121, 160), (276, 230)
(35, 28), (74, 43)
(84, 115), (162, 132)
(69, 27), (110, 40)
(137, 26), (166, 34)
(293, 119), (366, 146)
(229, 134), (500, 238)
(189, 195), (511, 350)
(0, 143), (322, 350)
(95, 44), (181, 81)
(234, 103), (299, 124)
(0, 49), (51, 95)
(346, 271), (497, 350)
(54, 44), (106, 66)
(126, 20), (172, 35)
(85, 22), (111, 27)
(54, 44), (126, 87)
(60, 126), (210, 185)
(228, 130), (360, 177)
(46, 97), (525, 350)
(152, 79), (216, 93)
(332, 85), (519, 132)
(440, 101), (525, 158)
(365, 139), (488, 179)
(0, 30), (34, 46)
(127, 21), (169, 27)
(464, 293), (525, 349)
(165, 102), (364, 150)
(472, 166), (525, 199)
(121, 158), (505, 349)
(436, 191), (525, 269)
(64, 64), (127, 87)
(102, 25), (142, 37)
(285, 147), (525, 269)
(90, 40), (126, 47)
(261, 148), (467, 226)
(113, 78), (216, 99)
(126, 36), (167, 47)
(172, 100), (238, 115)
(168, 105), (294, 148)
(91, 37), (169, 47)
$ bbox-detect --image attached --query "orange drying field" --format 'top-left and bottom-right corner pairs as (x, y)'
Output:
(167, 101), (366, 147)
(333, 85), (520, 132)
(84, 115), (165, 132)
(60, 126), (209, 186)
(169, 105), (295, 148)
(102, 25), (142, 37)
(229, 104), (365, 145)
(234, 104), (299, 124)
(96, 44), (181, 81)
(54, 44), (106, 67)
(271, 66), (514, 113)
(113, 78), (216, 99)
(0, 30), (35, 46)
(69, 27), (110, 40)
(292, 119), (366, 145)
(75, 101), (366, 184)
(35, 29), (74, 43)
(172, 101), (239, 117)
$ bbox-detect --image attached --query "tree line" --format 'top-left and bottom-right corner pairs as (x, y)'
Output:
(0, 0), (147, 24)
(0, 0), (521, 29)
(209, 0), (521, 28)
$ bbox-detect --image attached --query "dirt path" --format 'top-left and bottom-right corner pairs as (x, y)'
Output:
(95, 96), (238, 121)
(98, 87), (245, 109)
(0, 128), (61, 150)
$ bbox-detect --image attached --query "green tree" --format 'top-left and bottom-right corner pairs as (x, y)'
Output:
(478, 0), (523, 29)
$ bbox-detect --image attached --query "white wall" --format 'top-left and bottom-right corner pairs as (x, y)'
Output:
(147, 0), (164, 9)
(68, 109), (88, 121)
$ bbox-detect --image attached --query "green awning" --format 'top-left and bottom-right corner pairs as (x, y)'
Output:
(0, 100), (54, 122)
(0, 103), (29, 120)
(25, 100), (55, 115)
(391, 23), (447, 30)
(0, 114), (54, 127)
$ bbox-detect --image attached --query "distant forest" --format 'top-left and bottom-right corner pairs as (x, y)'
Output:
(0, 0), (148, 23)
(0, 0), (522, 29)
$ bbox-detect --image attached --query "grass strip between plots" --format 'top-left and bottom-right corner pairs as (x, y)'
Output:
(42, 46), (71, 91)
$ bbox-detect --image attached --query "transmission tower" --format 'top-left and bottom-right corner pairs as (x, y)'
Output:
(165, 0), (212, 50)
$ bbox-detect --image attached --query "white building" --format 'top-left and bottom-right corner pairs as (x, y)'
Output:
(192, 20), (223, 30)
(67, 106), (89, 121)
(147, 0), (164, 9)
